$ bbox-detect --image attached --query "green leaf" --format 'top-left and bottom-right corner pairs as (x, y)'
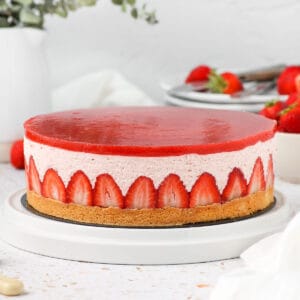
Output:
(0, 0), (8, 13)
(14, 0), (33, 6)
(0, 16), (10, 27)
(121, 1), (126, 12)
(131, 7), (137, 18)
(10, 4), (22, 13)
(65, 0), (77, 11)
(145, 12), (158, 24)
(78, 0), (96, 7)
(126, 0), (135, 6)
(19, 7), (42, 26)
(54, 2), (67, 17)
(111, 0), (122, 5)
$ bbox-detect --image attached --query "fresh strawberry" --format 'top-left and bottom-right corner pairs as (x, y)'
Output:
(266, 155), (274, 189)
(207, 71), (243, 95)
(296, 74), (300, 92)
(285, 92), (300, 106)
(42, 169), (66, 202)
(278, 105), (300, 133)
(222, 168), (247, 202)
(190, 172), (221, 207)
(247, 157), (266, 194)
(157, 174), (189, 208)
(28, 156), (41, 194)
(259, 100), (286, 120)
(66, 170), (93, 205)
(185, 65), (211, 83)
(277, 66), (300, 95)
(10, 140), (25, 169)
(94, 174), (123, 208)
(125, 176), (156, 209)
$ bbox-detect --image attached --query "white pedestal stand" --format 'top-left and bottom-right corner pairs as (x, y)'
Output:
(0, 190), (292, 265)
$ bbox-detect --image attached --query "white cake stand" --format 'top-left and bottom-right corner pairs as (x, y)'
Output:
(0, 189), (292, 265)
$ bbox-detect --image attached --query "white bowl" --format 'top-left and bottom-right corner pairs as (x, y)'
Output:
(275, 132), (300, 183)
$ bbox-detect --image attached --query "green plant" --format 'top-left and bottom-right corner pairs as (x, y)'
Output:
(0, 0), (157, 28)
(111, 0), (157, 24)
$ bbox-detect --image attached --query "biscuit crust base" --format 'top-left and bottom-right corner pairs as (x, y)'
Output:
(27, 189), (274, 227)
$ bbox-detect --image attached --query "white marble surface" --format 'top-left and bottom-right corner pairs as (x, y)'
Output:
(0, 163), (299, 299)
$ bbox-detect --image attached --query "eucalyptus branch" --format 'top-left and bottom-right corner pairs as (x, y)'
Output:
(0, 0), (157, 28)
(111, 0), (157, 24)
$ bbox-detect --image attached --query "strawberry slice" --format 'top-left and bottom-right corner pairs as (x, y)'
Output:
(266, 154), (274, 189)
(125, 176), (156, 209)
(94, 174), (124, 208)
(66, 170), (93, 205)
(42, 169), (66, 202)
(157, 174), (189, 208)
(28, 156), (41, 194)
(247, 157), (266, 194)
(222, 168), (247, 202)
(190, 172), (221, 207)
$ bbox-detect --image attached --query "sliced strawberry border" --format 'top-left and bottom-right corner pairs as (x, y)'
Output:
(26, 155), (274, 209)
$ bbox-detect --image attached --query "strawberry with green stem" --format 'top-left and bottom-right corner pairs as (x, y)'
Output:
(259, 100), (286, 120)
(278, 103), (300, 133)
(207, 70), (243, 95)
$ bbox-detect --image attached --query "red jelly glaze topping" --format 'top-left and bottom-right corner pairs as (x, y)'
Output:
(24, 107), (276, 157)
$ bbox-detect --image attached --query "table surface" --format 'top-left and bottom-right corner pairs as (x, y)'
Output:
(0, 163), (299, 300)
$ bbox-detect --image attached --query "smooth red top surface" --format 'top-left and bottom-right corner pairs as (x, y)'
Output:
(24, 107), (276, 157)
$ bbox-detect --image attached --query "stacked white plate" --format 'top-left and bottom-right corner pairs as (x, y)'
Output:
(161, 73), (285, 112)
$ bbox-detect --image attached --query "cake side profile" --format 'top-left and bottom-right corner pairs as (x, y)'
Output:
(24, 107), (276, 227)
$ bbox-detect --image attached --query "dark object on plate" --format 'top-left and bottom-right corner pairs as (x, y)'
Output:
(238, 64), (286, 82)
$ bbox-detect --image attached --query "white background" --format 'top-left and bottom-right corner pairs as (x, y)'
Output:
(45, 0), (300, 101)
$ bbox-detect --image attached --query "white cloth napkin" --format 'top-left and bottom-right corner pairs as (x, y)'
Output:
(210, 212), (300, 300)
(51, 70), (157, 111)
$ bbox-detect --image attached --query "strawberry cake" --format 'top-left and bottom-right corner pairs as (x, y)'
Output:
(24, 107), (276, 227)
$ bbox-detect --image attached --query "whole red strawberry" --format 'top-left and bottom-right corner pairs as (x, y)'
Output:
(259, 100), (286, 120)
(285, 92), (300, 106)
(278, 105), (300, 133)
(207, 71), (243, 95)
(10, 140), (25, 169)
(185, 65), (211, 83)
(277, 66), (300, 95)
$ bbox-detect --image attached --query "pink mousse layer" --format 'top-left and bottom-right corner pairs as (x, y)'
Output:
(24, 137), (275, 194)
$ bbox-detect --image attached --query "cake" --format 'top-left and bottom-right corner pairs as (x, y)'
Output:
(24, 107), (276, 227)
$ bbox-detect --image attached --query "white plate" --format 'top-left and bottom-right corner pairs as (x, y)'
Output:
(161, 72), (287, 105)
(164, 94), (264, 112)
(0, 189), (292, 265)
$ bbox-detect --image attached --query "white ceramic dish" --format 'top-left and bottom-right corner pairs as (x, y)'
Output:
(275, 132), (300, 183)
(0, 189), (291, 265)
(164, 94), (264, 112)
